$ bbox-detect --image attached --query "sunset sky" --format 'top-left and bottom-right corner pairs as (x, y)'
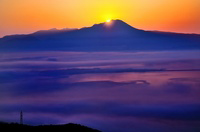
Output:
(1, 1), (200, 131)
(0, 0), (200, 37)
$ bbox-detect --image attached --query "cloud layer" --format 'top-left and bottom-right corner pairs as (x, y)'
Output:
(0, 51), (200, 132)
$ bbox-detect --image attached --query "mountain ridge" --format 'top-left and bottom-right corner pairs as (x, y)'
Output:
(1, 20), (199, 39)
(0, 20), (199, 52)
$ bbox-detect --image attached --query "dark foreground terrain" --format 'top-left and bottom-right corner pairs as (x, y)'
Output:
(0, 122), (101, 131)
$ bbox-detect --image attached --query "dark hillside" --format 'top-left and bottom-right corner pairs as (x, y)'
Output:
(0, 122), (101, 132)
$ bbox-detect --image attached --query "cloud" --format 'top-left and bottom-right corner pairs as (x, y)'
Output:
(0, 51), (200, 71)
(169, 78), (200, 83)
(0, 79), (150, 97)
(162, 83), (192, 94)
(1, 57), (47, 62)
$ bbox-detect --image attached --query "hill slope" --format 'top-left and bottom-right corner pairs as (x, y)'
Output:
(0, 122), (101, 132)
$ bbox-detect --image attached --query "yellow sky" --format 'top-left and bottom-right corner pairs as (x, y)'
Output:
(0, 0), (199, 37)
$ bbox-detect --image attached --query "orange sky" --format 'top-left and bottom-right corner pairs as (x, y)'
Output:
(0, 0), (199, 37)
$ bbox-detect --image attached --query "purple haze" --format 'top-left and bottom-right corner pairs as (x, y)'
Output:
(0, 51), (200, 132)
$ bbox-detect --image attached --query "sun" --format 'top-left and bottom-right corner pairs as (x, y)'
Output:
(105, 19), (113, 27)
(106, 19), (111, 23)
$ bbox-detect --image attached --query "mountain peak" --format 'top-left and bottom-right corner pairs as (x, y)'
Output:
(87, 19), (139, 34)
(109, 19), (134, 29)
(110, 19), (129, 25)
(91, 19), (133, 27)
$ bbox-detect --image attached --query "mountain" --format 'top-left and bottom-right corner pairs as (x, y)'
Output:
(0, 122), (101, 132)
(0, 19), (199, 52)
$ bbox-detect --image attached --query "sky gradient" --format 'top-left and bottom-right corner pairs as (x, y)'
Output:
(0, 0), (200, 37)
(0, 1), (200, 131)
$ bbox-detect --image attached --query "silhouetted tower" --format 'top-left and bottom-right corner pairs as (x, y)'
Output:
(20, 111), (23, 125)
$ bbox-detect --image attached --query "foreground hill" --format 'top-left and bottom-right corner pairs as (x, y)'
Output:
(0, 122), (101, 132)
(0, 20), (199, 52)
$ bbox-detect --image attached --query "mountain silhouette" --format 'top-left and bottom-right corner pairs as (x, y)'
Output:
(0, 19), (199, 51)
(0, 122), (101, 132)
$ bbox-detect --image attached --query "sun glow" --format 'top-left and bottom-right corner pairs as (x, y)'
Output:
(105, 19), (113, 27)
(0, 0), (199, 37)
(106, 19), (111, 23)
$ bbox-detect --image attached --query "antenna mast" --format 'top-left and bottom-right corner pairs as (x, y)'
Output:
(20, 111), (23, 125)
